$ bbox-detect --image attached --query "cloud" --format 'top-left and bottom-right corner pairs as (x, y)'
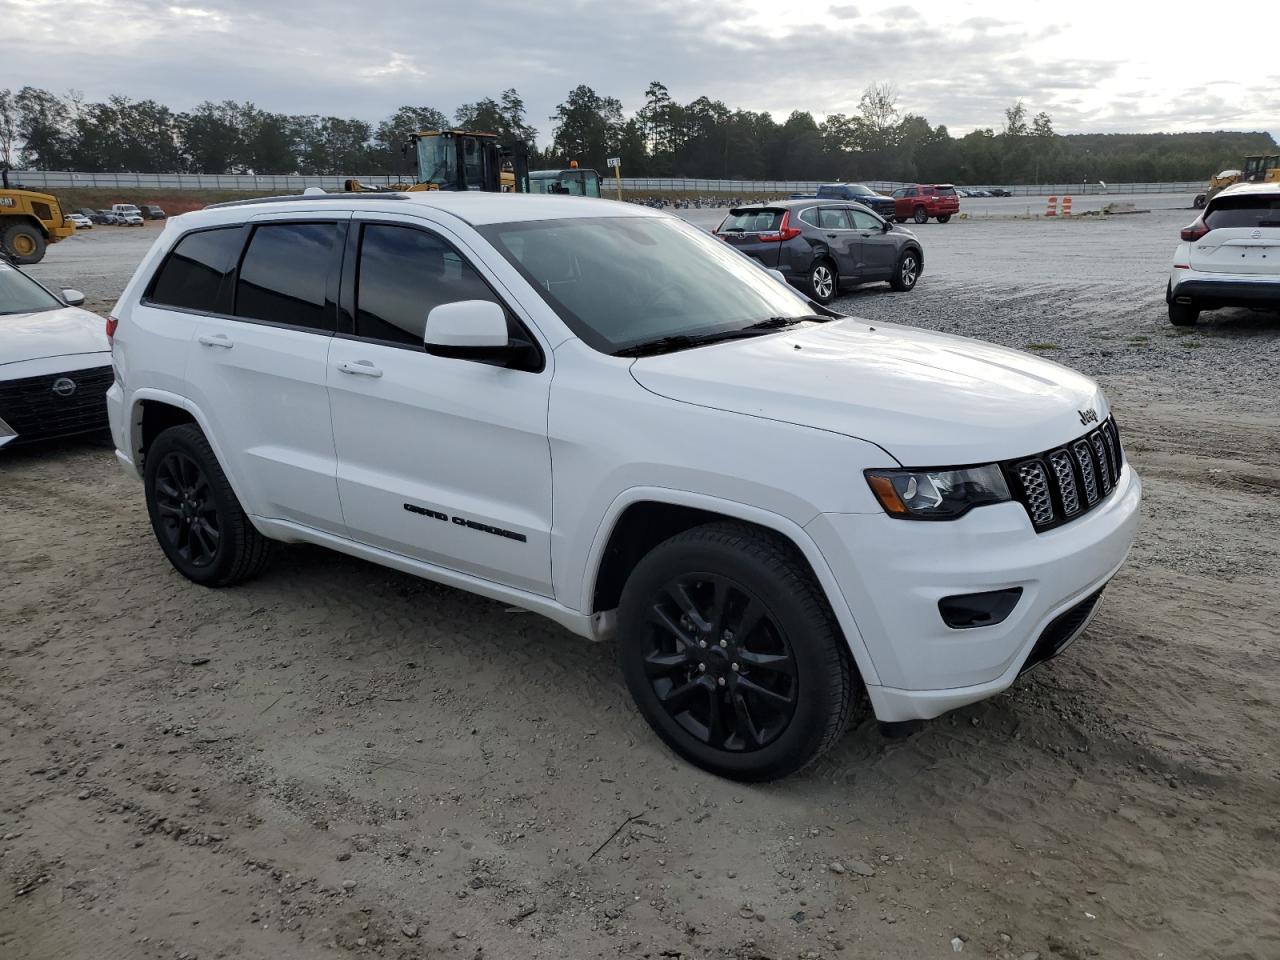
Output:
(0, 0), (1274, 144)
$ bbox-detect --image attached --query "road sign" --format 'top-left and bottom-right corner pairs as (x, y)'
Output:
(607, 157), (620, 168)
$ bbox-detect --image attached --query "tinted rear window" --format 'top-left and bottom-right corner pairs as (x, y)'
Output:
(148, 227), (243, 313)
(719, 209), (783, 233)
(235, 222), (336, 331)
(934, 186), (957, 195)
(1206, 195), (1280, 230)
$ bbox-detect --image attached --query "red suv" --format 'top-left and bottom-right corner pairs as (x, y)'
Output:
(891, 184), (960, 224)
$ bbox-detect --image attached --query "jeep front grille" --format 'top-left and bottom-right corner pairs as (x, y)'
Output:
(1004, 417), (1125, 532)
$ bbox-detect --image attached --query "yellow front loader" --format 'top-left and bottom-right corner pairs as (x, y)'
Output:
(1, 170), (75, 265)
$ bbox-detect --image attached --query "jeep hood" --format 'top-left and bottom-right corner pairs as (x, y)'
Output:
(628, 317), (1107, 465)
(0, 306), (110, 367)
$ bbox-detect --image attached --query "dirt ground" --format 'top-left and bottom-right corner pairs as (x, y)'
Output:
(4, 207), (1280, 960)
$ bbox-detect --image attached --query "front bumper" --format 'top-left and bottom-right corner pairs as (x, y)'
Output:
(806, 464), (1141, 722)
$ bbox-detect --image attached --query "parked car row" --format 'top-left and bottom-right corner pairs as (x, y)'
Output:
(64, 203), (167, 228)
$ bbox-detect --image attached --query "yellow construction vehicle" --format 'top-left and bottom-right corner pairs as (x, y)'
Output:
(1, 170), (75, 264)
(345, 130), (531, 194)
(1194, 153), (1280, 208)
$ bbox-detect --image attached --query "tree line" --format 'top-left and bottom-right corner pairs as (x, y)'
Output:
(1, 83), (1274, 185)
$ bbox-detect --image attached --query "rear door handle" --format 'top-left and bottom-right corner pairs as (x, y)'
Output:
(337, 359), (383, 378)
(197, 334), (233, 348)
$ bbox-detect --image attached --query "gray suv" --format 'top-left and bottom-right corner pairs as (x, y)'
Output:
(714, 199), (923, 304)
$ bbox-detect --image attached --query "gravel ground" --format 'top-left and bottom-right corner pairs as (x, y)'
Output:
(4, 207), (1280, 960)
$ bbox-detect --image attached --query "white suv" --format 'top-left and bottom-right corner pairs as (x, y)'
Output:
(1168, 182), (1280, 326)
(106, 192), (1141, 780)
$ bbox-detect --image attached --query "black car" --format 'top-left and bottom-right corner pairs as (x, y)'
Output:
(141, 204), (167, 220)
(815, 183), (897, 219)
(988, 188), (1012, 197)
(714, 198), (924, 304)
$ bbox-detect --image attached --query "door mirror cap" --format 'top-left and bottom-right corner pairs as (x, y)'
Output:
(61, 288), (86, 307)
(424, 299), (540, 370)
(766, 268), (787, 285)
(425, 299), (508, 350)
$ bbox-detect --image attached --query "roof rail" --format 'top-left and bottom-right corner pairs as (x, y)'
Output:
(205, 192), (411, 210)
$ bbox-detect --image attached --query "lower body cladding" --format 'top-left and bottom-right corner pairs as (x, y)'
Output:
(807, 465), (1141, 723)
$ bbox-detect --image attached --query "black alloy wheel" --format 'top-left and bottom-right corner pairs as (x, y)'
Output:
(640, 573), (798, 753)
(617, 522), (859, 781)
(144, 423), (272, 586)
(152, 450), (221, 568)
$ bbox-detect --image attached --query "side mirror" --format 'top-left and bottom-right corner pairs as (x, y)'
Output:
(424, 299), (537, 369)
(61, 288), (86, 307)
(766, 268), (787, 285)
(881, 221), (893, 233)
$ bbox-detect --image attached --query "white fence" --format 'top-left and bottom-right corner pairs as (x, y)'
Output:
(8, 170), (1203, 197)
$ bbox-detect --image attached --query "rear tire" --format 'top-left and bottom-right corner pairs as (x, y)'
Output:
(912, 206), (928, 224)
(1168, 301), (1199, 327)
(2, 223), (47, 265)
(807, 259), (837, 304)
(616, 522), (860, 781)
(144, 424), (272, 587)
(936, 214), (951, 223)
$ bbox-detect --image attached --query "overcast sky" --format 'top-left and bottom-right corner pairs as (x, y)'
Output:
(3, 0), (1275, 142)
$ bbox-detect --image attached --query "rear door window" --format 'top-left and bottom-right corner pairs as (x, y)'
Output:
(1205, 196), (1280, 230)
(719, 209), (784, 233)
(148, 227), (244, 314)
(817, 208), (851, 230)
(235, 222), (338, 332)
(354, 223), (502, 347)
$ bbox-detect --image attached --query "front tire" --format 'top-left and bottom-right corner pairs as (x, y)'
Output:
(890, 249), (921, 291)
(912, 206), (928, 224)
(807, 259), (837, 304)
(617, 522), (859, 781)
(144, 424), (272, 587)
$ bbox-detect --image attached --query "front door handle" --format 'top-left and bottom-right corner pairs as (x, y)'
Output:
(337, 359), (383, 378)
(197, 333), (233, 348)
(826, 233), (838, 238)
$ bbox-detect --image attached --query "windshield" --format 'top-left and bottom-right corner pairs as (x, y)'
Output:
(530, 172), (601, 197)
(416, 135), (457, 188)
(478, 216), (819, 354)
(0, 262), (62, 315)
(846, 184), (875, 196)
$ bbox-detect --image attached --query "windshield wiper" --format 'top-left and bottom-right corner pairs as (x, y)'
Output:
(614, 316), (824, 357)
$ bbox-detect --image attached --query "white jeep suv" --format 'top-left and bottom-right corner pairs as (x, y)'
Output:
(1168, 182), (1280, 326)
(106, 192), (1141, 780)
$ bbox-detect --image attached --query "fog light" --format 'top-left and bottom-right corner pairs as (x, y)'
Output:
(938, 587), (1023, 629)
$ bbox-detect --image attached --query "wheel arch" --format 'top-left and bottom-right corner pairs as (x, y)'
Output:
(126, 391), (257, 522)
(583, 488), (882, 686)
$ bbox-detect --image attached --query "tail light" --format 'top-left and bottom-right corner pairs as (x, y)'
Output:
(106, 315), (119, 346)
(758, 211), (802, 243)
(1180, 217), (1210, 242)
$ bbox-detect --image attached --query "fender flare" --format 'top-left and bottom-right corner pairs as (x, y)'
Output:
(124, 389), (255, 521)
(580, 486), (882, 687)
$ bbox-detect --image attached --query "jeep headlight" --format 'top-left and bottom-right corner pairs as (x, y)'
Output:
(865, 464), (1011, 520)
